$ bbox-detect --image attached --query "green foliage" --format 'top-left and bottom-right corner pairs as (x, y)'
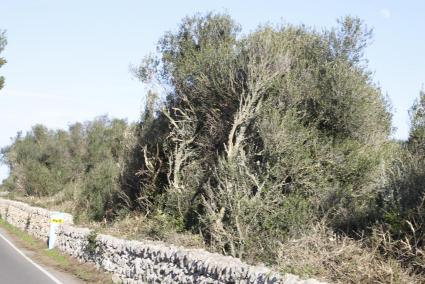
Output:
(408, 89), (425, 154)
(78, 160), (120, 221)
(130, 12), (393, 262)
(0, 29), (6, 90)
(367, 90), (425, 274)
(85, 231), (101, 255)
(377, 141), (425, 273)
(119, 90), (170, 212)
(1, 116), (128, 220)
(3, 12), (425, 280)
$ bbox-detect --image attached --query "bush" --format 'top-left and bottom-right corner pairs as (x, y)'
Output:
(77, 160), (120, 221)
(1, 116), (128, 218)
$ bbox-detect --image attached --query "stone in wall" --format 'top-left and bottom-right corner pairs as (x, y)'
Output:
(0, 198), (325, 284)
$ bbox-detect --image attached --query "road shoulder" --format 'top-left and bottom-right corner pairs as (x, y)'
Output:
(0, 219), (113, 284)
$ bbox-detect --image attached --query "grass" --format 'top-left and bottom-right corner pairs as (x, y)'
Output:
(0, 218), (114, 284)
(276, 223), (420, 284)
(8, 194), (205, 249)
(79, 210), (206, 250)
(0, 218), (38, 246)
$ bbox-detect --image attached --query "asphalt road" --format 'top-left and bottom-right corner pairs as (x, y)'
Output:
(0, 228), (62, 284)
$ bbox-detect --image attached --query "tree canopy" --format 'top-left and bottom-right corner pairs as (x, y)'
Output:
(0, 30), (6, 90)
(132, 13), (393, 258)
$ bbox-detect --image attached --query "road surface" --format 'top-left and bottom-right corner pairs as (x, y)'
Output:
(0, 227), (81, 284)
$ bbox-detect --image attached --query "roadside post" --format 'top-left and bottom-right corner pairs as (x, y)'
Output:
(48, 212), (64, 249)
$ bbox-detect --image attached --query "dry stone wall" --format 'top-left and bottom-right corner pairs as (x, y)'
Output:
(0, 198), (325, 284)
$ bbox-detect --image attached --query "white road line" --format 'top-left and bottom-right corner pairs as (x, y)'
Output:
(0, 230), (63, 284)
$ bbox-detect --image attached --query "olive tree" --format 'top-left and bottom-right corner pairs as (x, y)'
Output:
(132, 13), (393, 261)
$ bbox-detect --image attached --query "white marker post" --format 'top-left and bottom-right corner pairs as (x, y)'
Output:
(48, 212), (64, 250)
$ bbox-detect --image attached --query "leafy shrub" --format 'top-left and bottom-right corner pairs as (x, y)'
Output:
(1, 116), (128, 218)
(77, 160), (120, 221)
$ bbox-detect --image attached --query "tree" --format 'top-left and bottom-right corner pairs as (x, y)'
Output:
(0, 30), (6, 90)
(408, 89), (425, 153)
(376, 90), (425, 273)
(134, 13), (392, 259)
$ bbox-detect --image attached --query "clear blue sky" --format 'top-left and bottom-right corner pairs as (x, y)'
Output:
(1, 0), (424, 181)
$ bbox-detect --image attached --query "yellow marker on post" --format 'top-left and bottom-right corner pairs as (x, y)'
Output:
(48, 212), (64, 249)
